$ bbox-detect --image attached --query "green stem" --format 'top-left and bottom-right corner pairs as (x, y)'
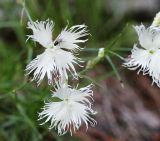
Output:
(22, 0), (32, 22)
(105, 55), (124, 88)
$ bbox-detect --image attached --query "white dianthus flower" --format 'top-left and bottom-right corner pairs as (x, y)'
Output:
(38, 83), (97, 135)
(123, 24), (160, 87)
(26, 20), (88, 84)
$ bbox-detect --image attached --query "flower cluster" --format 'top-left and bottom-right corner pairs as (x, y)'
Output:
(123, 23), (160, 87)
(25, 19), (96, 135)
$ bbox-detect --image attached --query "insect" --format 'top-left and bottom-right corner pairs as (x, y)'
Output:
(54, 39), (62, 46)
(53, 39), (69, 51)
(54, 40), (59, 46)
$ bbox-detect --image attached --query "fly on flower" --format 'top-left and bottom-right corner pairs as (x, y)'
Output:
(123, 24), (160, 87)
(38, 83), (97, 135)
(54, 24), (89, 52)
(25, 19), (89, 85)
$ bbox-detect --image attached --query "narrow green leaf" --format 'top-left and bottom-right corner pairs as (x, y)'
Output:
(79, 74), (102, 87)
(105, 23), (129, 51)
(106, 55), (124, 88)
(113, 47), (131, 52)
(108, 50), (124, 60)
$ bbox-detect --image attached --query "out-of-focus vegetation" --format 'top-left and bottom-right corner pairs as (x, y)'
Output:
(0, 0), (160, 141)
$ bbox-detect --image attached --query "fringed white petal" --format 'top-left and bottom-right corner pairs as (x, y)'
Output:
(38, 83), (97, 135)
(25, 48), (79, 85)
(152, 31), (160, 49)
(54, 24), (89, 52)
(27, 19), (54, 47)
(52, 48), (80, 80)
(134, 24), (153, 49)
(123, 45), (152, 74)
(148, 50), (160, 87)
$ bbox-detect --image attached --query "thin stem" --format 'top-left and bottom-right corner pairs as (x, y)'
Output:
(106, 55), (124, 88)
(21, 0), (36, 62)
(22, 0), (33, 22)
(108, 50), (124, 60)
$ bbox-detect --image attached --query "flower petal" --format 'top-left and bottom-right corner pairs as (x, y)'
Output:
(134, 25), (153, 49)
(25, 48), (79, 85)
(27, 19), (54, 47)
(123, 45), (152, 74)
(54, 24), (88, 52)
(148, 50), (160, 87)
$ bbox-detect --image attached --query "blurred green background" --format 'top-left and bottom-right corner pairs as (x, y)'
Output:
(0, 0), (160, 141)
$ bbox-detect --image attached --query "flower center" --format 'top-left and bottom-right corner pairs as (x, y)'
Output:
(149, 50), (155, 54)
(64, 96), (70, 103)
(64, 98), (69, 101)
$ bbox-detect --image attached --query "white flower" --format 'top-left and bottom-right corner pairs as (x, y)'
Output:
(26, 20), (88, 84)
(27, 19), (54, 47)
(123, 24), (160, 87)
(38, 83), (97, 135)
